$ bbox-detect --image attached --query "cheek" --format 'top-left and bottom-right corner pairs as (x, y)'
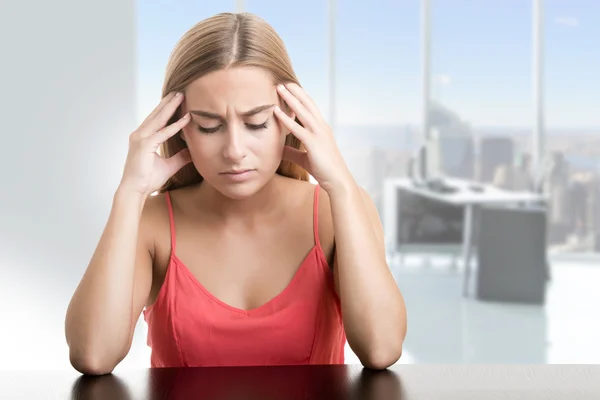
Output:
(252, 126), (285, 156)
(182, 132), (217, 165)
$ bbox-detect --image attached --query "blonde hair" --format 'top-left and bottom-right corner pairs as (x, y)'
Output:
(158, 12), (309, 193)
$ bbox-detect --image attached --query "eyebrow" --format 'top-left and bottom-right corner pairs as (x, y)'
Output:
(189, 104), (274, 120)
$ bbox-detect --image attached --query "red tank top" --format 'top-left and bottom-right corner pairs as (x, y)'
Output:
(143, 185), (346, 367)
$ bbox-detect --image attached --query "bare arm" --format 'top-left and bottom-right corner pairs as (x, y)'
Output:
(64, 91), (192, 375)
(329, 184), (407, 370)
(64, 189), (154, 375)
(271, 82), (406, 369)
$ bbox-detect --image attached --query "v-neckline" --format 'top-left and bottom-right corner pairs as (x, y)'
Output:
(169, 245), (321, 316)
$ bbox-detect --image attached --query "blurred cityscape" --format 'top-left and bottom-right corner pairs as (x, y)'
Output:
(338, 106), (600, 254)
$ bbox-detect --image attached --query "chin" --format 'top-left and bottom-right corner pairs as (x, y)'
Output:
(216, 184), (260, 200)
(210, 175), (269, 200)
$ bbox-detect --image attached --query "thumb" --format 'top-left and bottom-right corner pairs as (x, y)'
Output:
(166, 148), (192, 174)
(282, 146), (311, 173)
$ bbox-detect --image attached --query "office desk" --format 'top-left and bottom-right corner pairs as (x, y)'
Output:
(383, 177), (546, 296)
(1, 365), (598, 399)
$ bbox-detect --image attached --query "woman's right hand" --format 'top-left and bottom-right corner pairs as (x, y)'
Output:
(118, 91), (192, 198)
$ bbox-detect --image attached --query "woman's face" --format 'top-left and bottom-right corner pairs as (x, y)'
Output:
(180, 66), (294, 199)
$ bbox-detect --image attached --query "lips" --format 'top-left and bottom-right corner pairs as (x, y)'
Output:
(221, 169), (253, 175)
(219, 169), (256, 182)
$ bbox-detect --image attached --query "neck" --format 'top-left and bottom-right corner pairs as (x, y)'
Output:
(195, 174), (287, 225)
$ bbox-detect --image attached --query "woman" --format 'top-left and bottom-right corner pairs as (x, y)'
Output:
(65, 12), (407, 375)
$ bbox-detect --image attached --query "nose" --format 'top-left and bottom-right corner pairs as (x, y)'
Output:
(222, 125), (246, 162)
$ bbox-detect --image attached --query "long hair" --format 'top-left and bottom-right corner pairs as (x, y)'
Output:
(158, 12), (309, 193)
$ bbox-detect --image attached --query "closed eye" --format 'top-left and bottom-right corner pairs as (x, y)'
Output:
(196, 121), (268, 134)
(196, 125), (222, 134)
(246, 121), (268, 131)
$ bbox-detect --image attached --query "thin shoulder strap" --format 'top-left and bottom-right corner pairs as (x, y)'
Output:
(313, 185), (321, 248)
(165, 191), (177, 253)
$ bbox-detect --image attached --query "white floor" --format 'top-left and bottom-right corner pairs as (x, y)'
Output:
(374, 254), (600, 365)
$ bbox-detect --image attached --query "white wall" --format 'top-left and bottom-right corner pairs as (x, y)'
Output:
(0, 0), (141, 370)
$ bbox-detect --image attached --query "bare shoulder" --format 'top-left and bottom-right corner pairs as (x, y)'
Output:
(283, 177), (335, 264)
(140, 192), (169, 231)
(138, 192), (171, 261)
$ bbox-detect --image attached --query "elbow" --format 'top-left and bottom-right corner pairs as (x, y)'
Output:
(361, 346), (403, 370)
(359, 333), (405, 370)
(362, 323), (407, 370)
(65, 328), (130, 376)
(69, 351), (117, 376)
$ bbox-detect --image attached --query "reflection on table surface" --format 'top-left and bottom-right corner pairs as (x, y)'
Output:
(2, 364), (599, 400)
(71, 365), (398, 400)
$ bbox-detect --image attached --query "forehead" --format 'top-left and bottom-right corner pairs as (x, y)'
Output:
(184, 67), (276, 108)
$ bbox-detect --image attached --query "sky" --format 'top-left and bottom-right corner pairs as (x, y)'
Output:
(137, 0), (599, 129)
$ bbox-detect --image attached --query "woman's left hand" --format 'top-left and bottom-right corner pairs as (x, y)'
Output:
(273, 83), (354, 194)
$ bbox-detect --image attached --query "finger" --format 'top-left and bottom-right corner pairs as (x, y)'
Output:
(165, 148), (192, 175)
(283, 83), (324, 123)
(282, 146), (311, 173)
(139, 91), (178, 130)
(276, 84), (319, 132)
(273, 106), (312, 145)
(154, 112), (191, 144)
(147, 92), (185, 134)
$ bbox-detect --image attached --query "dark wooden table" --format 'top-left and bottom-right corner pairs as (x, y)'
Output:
(1, 364), (599, 399)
